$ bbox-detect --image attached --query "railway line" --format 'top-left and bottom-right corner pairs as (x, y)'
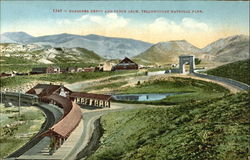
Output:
(1, 92), (82, 160)
(1, 72), (249, 160)
(6, 103), (63, 159)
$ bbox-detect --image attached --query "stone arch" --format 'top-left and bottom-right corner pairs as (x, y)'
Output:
(179, 55), (195, 73)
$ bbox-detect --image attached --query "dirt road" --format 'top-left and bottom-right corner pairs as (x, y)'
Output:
(68, 73), (245, 159)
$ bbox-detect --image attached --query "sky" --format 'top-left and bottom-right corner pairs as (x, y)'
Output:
(0, 1), (249, 48)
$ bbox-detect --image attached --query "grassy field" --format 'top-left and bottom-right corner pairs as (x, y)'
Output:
(0, 56), (98, 73)
(0, 70), (137, 88)
(84, 72), (146, 92)
(115, 77), (229, 105)
(88, 92), (250, 160)
(206, 59), (250, 85)
(85, 81), (128, 92)
(0, 105), (45, 159)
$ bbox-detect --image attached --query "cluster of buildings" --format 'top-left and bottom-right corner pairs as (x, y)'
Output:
(30, 66), (95, 74)
(0, 57), (140, 77)
(30, 57), (139, 74)
(25, 83), (112, 153)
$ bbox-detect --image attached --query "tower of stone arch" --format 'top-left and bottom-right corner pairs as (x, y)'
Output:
(179, 55), (195, 73)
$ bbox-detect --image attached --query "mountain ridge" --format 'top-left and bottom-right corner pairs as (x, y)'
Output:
(135, 34), (249, 64)
(201, 34), (249, 63)
(0, 32), (153, 59)
(1, 32), (249, 64)
(135, 39), (206, 64)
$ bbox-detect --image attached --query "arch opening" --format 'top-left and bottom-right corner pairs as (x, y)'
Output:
(179, 55), (195, 74)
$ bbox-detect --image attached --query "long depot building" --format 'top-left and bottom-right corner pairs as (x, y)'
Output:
(26, 83), (112, 108)
(25, 83), (112, 154)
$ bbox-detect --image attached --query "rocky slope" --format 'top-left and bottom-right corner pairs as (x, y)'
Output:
(135, 35), (249, 65)
(135, 40), (208, 64)
(0, 43), (103, 64)
(202, 35), (249, 63)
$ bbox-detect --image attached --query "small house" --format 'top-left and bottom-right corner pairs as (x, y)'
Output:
(115, 57), (138, 70)
(30, 66), (60, 74)
(97, 62), (114, 71)
(83, 67), (95, 72)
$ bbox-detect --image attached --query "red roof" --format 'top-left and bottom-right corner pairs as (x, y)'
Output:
(70, 92), (112, 101)
(119, 57), (137, 64)
(26, 84), (72, 97)
(50, 102), (82, 138)
(40, 95), (82, 138)
(42, 94), (73, 116)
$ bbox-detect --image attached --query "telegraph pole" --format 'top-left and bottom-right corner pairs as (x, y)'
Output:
(0, 91), (2, 104)
(18, 90), (21, 117)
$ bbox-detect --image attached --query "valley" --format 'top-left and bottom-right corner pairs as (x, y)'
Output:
(0, 32), (249, 160)
(1, 32), (249, 70)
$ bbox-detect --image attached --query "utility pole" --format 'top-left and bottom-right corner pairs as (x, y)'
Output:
(0, 91), (2, 104)
(18, 90), (21, 117)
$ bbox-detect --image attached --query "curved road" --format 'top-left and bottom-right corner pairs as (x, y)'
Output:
(68, 73), (246, 160)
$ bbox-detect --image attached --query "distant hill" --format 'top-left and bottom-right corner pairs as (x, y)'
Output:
(202, 35), (249, 63)
(2, 32), (248, 65)
(135, 35), (249, 65)
(0, 32), (152, 59)
(206, 59), (250, 85)
(0, 35), (17, 43)
(0, 43), (103, 64)
(1, 32), (34, 43)
(135, 40), (208, 64)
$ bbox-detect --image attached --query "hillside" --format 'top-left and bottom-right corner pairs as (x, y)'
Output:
(89, 92), (250, 160)
(135, 40), (208, 65)
(206, 59), (250, 85)
(1, 32), (152, 59)
(202, 35), (249, 63)
(0, 43), (103, 64)
(135, 35), (249, 65)
(1, 32), (33, 43)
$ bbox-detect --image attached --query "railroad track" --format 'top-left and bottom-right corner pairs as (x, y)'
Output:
(1, 93), (63, 159)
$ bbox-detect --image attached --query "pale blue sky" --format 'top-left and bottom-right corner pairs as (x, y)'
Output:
(0, 1), (249, 47)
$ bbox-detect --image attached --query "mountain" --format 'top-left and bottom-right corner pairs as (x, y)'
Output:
(0, 43), (103, 64)
(0, 35), (17, 43)
(1, 32), (152, 59)
(202, 35), (249, 63)
(1, 32), (34, 43)
(135, 40), (207, 64)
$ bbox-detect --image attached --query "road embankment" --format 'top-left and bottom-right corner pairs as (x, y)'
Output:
(76, 118), (103, 160)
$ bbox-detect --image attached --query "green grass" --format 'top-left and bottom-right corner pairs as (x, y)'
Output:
(115, 77), (229, 105)
(88, 92), (250, 160)
(0, 57), (42, 72)
(98, 75), (128, 83)
(0, 58), (98, 73)
(0, 56), (38, 65)
(0, 76), (37, 88)
(206, 59), (250, 85)
(76, 48), (103, 60)
(85, 81), (128, 92)
(0, 70), (137, 88)
(0, 105), (45, 159)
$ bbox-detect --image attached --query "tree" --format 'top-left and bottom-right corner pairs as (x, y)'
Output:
(195, 58), (201, 65)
